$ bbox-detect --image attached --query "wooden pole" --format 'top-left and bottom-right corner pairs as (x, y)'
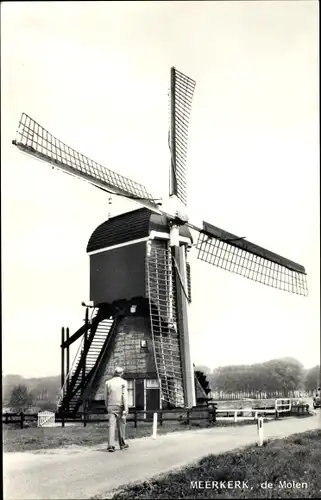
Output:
(61, 327), (65, 396)
(169, 67), (177, 197)
(82, 308), (89, 407)
(174, 245), (196, 408)
(212, 403), (217, 424)
(152, 412), (158, 439)
(20, 411), (24, 429)
(66, 327), (70, 411)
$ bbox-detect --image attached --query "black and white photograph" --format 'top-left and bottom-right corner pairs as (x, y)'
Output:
(2, 1), (320, 499)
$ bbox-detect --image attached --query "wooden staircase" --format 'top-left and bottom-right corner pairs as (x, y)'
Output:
(58, 318), (113, 413)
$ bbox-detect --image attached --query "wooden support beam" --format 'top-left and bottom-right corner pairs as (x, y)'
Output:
(61, 323), (89, 348)
(174, 245), (196, 408)
(61, 327), (65, 393)
(82, 308), (89, 400)
(66, 327), (70, 411)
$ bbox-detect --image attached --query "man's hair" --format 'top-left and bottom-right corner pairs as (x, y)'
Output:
(114, 366), (124, 376)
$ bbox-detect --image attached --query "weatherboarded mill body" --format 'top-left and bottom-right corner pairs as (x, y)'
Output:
(57, 207), (209, 415)
(83, 207), (195, 413)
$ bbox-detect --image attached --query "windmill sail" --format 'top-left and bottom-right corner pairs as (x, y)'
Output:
(169, 68), (196, 206)
(12, 113), (159, 208)
(196, 221), (308, 296)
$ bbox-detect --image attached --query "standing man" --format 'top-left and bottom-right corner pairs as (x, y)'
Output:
(104, 366), (129, 452)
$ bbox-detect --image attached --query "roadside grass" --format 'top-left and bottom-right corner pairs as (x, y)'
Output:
(3, 417), (274, 453)
(2, 421), (183, 452)
(110, 429), (321, 499)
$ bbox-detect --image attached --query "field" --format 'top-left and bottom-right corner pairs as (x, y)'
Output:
(110, 429), (321, 499)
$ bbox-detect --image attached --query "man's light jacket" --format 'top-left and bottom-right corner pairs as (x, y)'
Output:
(104, 376), (129, 412)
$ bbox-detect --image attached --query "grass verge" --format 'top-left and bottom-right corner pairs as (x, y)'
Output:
(3, 418), (274, 453)
(2, 421), (186, 452)
(110, 429), (321, 499)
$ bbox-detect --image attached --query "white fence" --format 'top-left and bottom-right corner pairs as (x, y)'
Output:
(38, 411), (56, 427)
(215, 398), (292, 422)
(150, 399), (295, 439)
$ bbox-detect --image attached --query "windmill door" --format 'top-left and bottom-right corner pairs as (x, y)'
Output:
(146, 379), (160, 411)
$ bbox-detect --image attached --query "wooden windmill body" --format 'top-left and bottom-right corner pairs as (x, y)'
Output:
(12, 67), (308, 414)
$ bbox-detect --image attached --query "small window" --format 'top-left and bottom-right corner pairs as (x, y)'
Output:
(141, 339), (147, 348)
(146, 379), (159, 389)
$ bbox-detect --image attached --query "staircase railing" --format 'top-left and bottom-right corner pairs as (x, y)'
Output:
(81, 318), (117, 407)
(57, 335), (85, 410)
(57, 308), (97, 411)
(60, 310), (103, 410)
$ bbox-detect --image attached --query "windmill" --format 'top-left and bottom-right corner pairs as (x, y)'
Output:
(12, 67), (308, 414)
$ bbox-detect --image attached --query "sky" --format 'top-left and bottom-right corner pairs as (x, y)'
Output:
(1, 1), (319, 378)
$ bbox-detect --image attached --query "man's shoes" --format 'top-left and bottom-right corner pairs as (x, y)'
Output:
(120, 443), (129, 450)
(107, 446), (115, 452)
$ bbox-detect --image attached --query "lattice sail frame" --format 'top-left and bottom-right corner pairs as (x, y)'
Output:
(13, 113), (157, 204)
(170, 68), (196, 206)
(196, 230), (308, 296)
(146, 242), (185, 408)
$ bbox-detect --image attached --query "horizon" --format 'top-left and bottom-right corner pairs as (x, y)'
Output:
(3, 356), (320, 381)
(2, 1), (319, 378)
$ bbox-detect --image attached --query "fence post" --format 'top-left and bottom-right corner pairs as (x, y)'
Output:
(83, 407), (87, 427)
(159, 410), (163, 426)
(152, 412), (158, 439)
(207, 406), (212, 425)
(134, 410), (137, 429)
(234, 410), (238, 423)
(212, 404), (217, 424)
(20, 411), (25, 429)
(187, 409), (190, 426)
(257, 417), (264, 446)
(62, 412), (65, 428)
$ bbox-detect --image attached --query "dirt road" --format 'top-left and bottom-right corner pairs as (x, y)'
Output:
(4, 415), (320, 500)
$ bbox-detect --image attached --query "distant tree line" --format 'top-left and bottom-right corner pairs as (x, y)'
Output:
(3, 374), (60, 411)
(2, 360), (319, 411)
(195, 360), (320, 397)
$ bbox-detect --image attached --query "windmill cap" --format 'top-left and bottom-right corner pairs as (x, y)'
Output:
(114, 366), (124, 376)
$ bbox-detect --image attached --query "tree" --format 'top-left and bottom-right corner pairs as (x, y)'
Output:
(265, 358), (304, 395)
(9, 385), (34, 412)
(209, 358), (305, 396)
(2, 374), (24, 405)
(305, 366), (320, 391)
